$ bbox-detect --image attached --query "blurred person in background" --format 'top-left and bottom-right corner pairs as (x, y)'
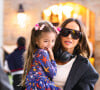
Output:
(7, 36), (26, 90)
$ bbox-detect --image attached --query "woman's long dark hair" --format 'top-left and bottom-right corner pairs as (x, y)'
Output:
(54, 18), (90, 58)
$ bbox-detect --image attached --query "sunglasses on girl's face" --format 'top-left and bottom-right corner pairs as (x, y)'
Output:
(60, 28), (82, 40)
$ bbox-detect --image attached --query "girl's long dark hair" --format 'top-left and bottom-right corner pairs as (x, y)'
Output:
(54, 18), (90, 58)
(21, 21), (57, 86)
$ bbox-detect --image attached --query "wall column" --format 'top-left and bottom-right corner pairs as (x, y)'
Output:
(0, 0), (4, 66)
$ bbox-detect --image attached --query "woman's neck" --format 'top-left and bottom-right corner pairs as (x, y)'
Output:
(56, 59), (68, 65)
(63, 48), (74, 54)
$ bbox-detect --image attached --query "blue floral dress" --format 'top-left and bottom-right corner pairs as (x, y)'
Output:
(25, 49), (61, 90)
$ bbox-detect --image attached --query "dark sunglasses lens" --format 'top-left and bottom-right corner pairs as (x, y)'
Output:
(60, 28), (81, 39)
(71, 30), (81, 39)
(61, 29), (70, 37)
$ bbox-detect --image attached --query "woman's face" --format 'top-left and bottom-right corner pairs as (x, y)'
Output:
(61, 21), (80, 53)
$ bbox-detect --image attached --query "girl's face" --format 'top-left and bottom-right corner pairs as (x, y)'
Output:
(36, 32), (56, 50)
(61, 21), (80, 53)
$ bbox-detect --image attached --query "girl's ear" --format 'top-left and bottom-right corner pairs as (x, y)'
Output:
(36, 41), (38, 45)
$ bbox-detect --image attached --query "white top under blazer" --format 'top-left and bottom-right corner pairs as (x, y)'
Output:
(53, 57), (76, 90)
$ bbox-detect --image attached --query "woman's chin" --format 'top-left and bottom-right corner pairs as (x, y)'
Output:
(63, 45), (73, 50)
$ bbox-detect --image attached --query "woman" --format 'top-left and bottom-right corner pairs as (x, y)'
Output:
(53, 18), (99, 90)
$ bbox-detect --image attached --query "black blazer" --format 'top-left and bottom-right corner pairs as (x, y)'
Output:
(64, 55), (99, 90)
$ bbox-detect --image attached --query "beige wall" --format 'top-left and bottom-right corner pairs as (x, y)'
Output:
(0, 0), (4, 65)
(3, 0), (100, 42)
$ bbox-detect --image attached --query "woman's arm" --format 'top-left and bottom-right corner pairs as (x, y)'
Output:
(72, 62), (99, 90)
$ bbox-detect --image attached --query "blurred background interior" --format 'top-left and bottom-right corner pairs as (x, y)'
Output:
(0, 0), (100, 90)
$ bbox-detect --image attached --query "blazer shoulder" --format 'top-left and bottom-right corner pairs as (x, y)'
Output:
(78, 55), (99, 77)
(77, 55), (89, 64)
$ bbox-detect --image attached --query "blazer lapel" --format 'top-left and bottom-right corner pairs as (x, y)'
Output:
(64, 55), (88, 90)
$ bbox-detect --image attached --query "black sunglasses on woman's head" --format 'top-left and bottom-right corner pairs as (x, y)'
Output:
(60, 28), (82, 40)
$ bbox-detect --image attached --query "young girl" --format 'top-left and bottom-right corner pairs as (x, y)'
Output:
(21, 21), (61, 90)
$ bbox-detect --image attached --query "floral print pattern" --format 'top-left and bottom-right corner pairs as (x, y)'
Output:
(25, 49), (61, 90)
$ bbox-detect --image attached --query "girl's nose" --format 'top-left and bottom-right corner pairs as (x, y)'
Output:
(48, 42), (52, 47)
